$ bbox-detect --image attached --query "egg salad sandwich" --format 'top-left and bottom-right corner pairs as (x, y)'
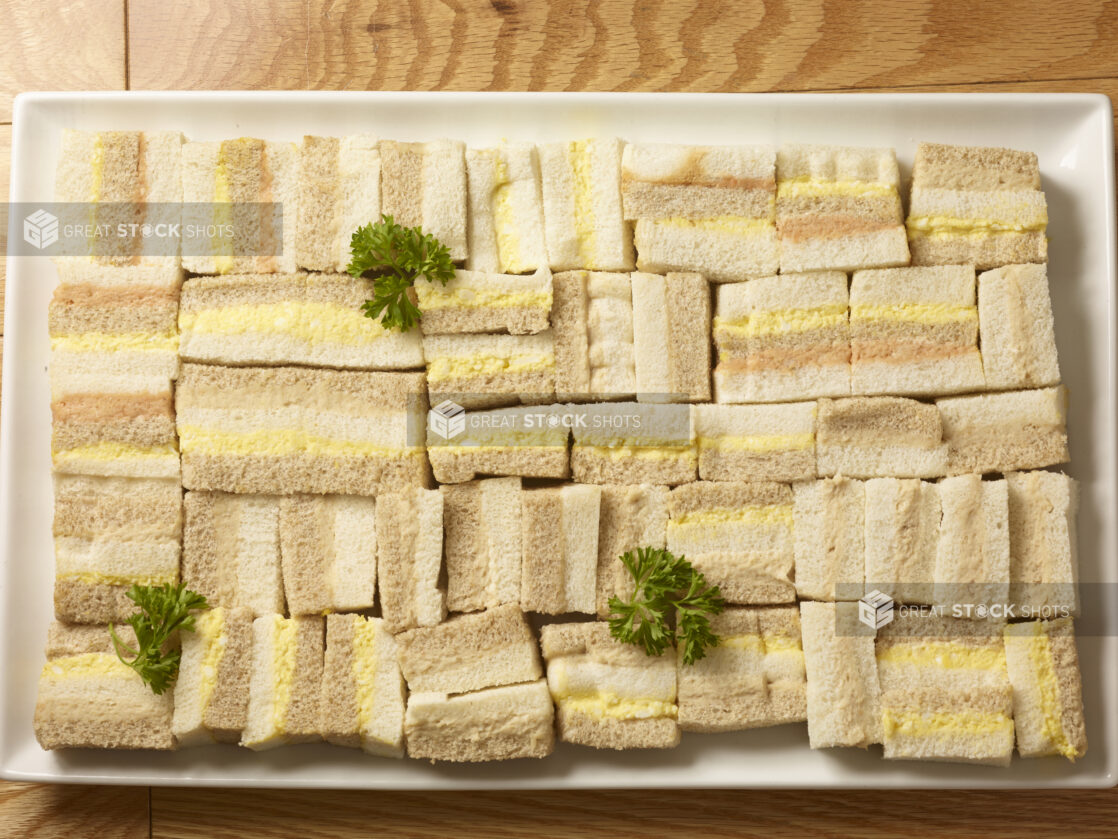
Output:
(49, 282), (180, 480)
(375, 488), (445, 634)
(596, 484), (670, 617)
(569, 401), (696, 486)
(442, 477), (523, 613)
(876, 613), (1014, 765)
(713, 272), (850, 403)
(933, 475), (1010, 611)
(521, 485), (601, 615)
(977, 264), (1061, 391)
(426, 403), (570, 484)
(863, 478), (940, 605)
(241, 614), (325, 750)
(423, 331), (556, 409)
(906, 142), (1047, 270)
(693, 401), (817, 483)
(396, 604), (542, 694)
(677, 605), (806, 732)
(849, 265), (984, 397)
(539, 137), (633, 272)
(380, 138), (468, 262)
(177, 364), (430, 496)
(937, 386), (1069, 476)
(793, 477), (865, 603)
(624, 143), (779, 282)
(319, 614), (406, 757)
(552, 270), (636, 400)
(799, 601), (882, 749)
(1006, 471), (1078, 615)
(776, 144), (909, 273)
(183, 491), (286, 618)
(178, 273), (424, 370)
(632, 271), (711, 403)
(541, 621), (679, 749)
(296, 134), (380, 273)
(34, 621), (174, 750)
(172, 606), (254, 746)
(1003, 617), (1087, 761)
(182, 137), (299, 274)
(415, 266), (552, 336)
(465, 142), (548, 274)
(667, 481), (795, 605)
(278, 494), (377, 615)
(816, 396), (948, 478)
(53, 475), (182, 624)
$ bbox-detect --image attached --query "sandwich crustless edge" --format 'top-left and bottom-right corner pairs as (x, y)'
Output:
(0, 92), (1115, 789)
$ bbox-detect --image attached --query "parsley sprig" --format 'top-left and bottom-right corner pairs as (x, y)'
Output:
(607, 547), (726, 665)
(346, 214), (455, 331)
(110, 583), (209, 695)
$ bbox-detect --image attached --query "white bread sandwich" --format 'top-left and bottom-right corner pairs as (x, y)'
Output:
(1003, 618), (1087, 760)
(415, 266), (552, 335)
(177, 364), (430, 496)
(178, 273), (424, 370)
(863, 478), (940, 604)
(241, 614), (324, 750)
(977, 263), (1061, 390)
(183, 492), (285, 618)
(693, 402), (817, 482)
(793, 476), (865, 602)
(380, 139), (468, 262)
(319, 614), (405, 757)
(776, 144), (908, 273)
(53, 475), (182, 624)
(375, 488), (446, 634)
(34, 622), (174, 750)
(182, 137), (299, 274)
(396, 604), (542, 694)
(423, 331), (556, 409)
(521, 485), (601, 615)
(404, 680), (554, 762)
(667, 481), (795, 605)
(933, 475), (1010, 611)
(677, 605), (806, 732)
(937, 386), (1069, 476)
(877, 613), (1014, 765)
(798, 601), (882, 749)
(816, 396), (948, 478)
(631, 271), (711, 403)
(541, 622), (679, 749)
(539, 137), (633, 272)
(552, 270), (636, 400)
(426, 403), (570, 484)
(172, 606), (254, 746)
(596, 484), (670, 617)
(465, 143), (548, 274)
(296, 134), (380, 272)
(279, 494), (377, 615)
(1006, 471), (1078, 615)
(850, 265), (984, 396)
(907, 142), (1046, 270)
(442, 477), (523, 613)
(713, 272), (850, 403)
(570, 401), (697, 486)
(625, 144), (779, 282)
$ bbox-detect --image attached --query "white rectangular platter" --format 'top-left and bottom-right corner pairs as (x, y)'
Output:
(1, 91), (1115, 788)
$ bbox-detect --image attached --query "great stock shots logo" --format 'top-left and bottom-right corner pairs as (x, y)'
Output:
(428, 400), (467, 440)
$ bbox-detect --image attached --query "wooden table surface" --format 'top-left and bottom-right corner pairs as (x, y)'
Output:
(2, 1), (1117, 836)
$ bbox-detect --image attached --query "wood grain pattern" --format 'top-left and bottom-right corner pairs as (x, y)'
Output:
(0, 0), (125, 122)
(0, 782), (147, 839)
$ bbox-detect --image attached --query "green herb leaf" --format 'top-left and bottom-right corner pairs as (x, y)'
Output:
(110, 583), (209, 695)
(346, 214), (455, 331)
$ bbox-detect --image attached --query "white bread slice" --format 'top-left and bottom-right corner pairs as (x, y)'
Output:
(552, 270), (637, 400)
(423, 330), (556, 409)
(442, 477), (523, 613)
(380, 139), (468, 262)
(521, 485), (601, 614)
(793, 477), (865, 602)
(634, 217), (779, 283)
(241, 614), (324, 750)
(978, 264), (1061, 390)
(416, 266), (552, 336)
(596, 484), (670, 617)
(465, 143), (548, 274)
(375, 488), (445, 634)
(693, 402), (817, 482)
(631, 271), (711, 403)
(934, 475), (1010, 611)
(1006, 471), (1078, 615)
(173, 606), (254, 746)
(816, 396), (948, 478)
(863, 478), (940, 604)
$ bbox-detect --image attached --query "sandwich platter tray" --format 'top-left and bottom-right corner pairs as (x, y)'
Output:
(1, 91), (1116, 789)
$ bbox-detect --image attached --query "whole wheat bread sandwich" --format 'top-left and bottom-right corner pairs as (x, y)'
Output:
(569, 401), (697, 486)
(631, 271), (711, 403)
(863, 478), (940, 605)
(416, 266), (552, 336)
(521, 484), (601, 615)
(172, 606), (254, 746)
(1006, 470), (1078, 615)
(816, 396), (948, 479)
(241, 614), (324, 750)
(595, 484), (670, 617)
(693, 401), (817, 482)
(442, 477), (523, 613)
(552, 270), (637, 401)
(375, 488), (446, 634)
(380, 138), (468, 262)
(465, 142), (548, 274)
(423, 331), (556, 409)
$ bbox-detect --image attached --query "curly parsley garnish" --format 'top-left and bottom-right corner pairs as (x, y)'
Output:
(110, 583), (210, 695)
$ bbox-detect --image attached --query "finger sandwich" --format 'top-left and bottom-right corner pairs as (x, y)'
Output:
(863, 478), (940, 604)
(816, 396), (948, 478)
(380, 139), (468, 262)
(631, 271), (711, 403)
(570, 402), (696, 486)
(933, 475), (1010, 611)
(521, 484), (601, 615)
(977, 263), (1061, 390)
(465, 143), (548, 274)
(793, 476), (865, 602)
(172, 606), (254, 746)
(423, 331), (556, 409)
(415, 266), (552, 336)
(442, 477), (523, 613)
(241, 614), (324, 750)
(1006, 471), (1078, 615)
(693, 402), (817, 483)
(375, 488), (446, 634)
(552, 270), (636, 400)
(596, 484), (670, 617)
